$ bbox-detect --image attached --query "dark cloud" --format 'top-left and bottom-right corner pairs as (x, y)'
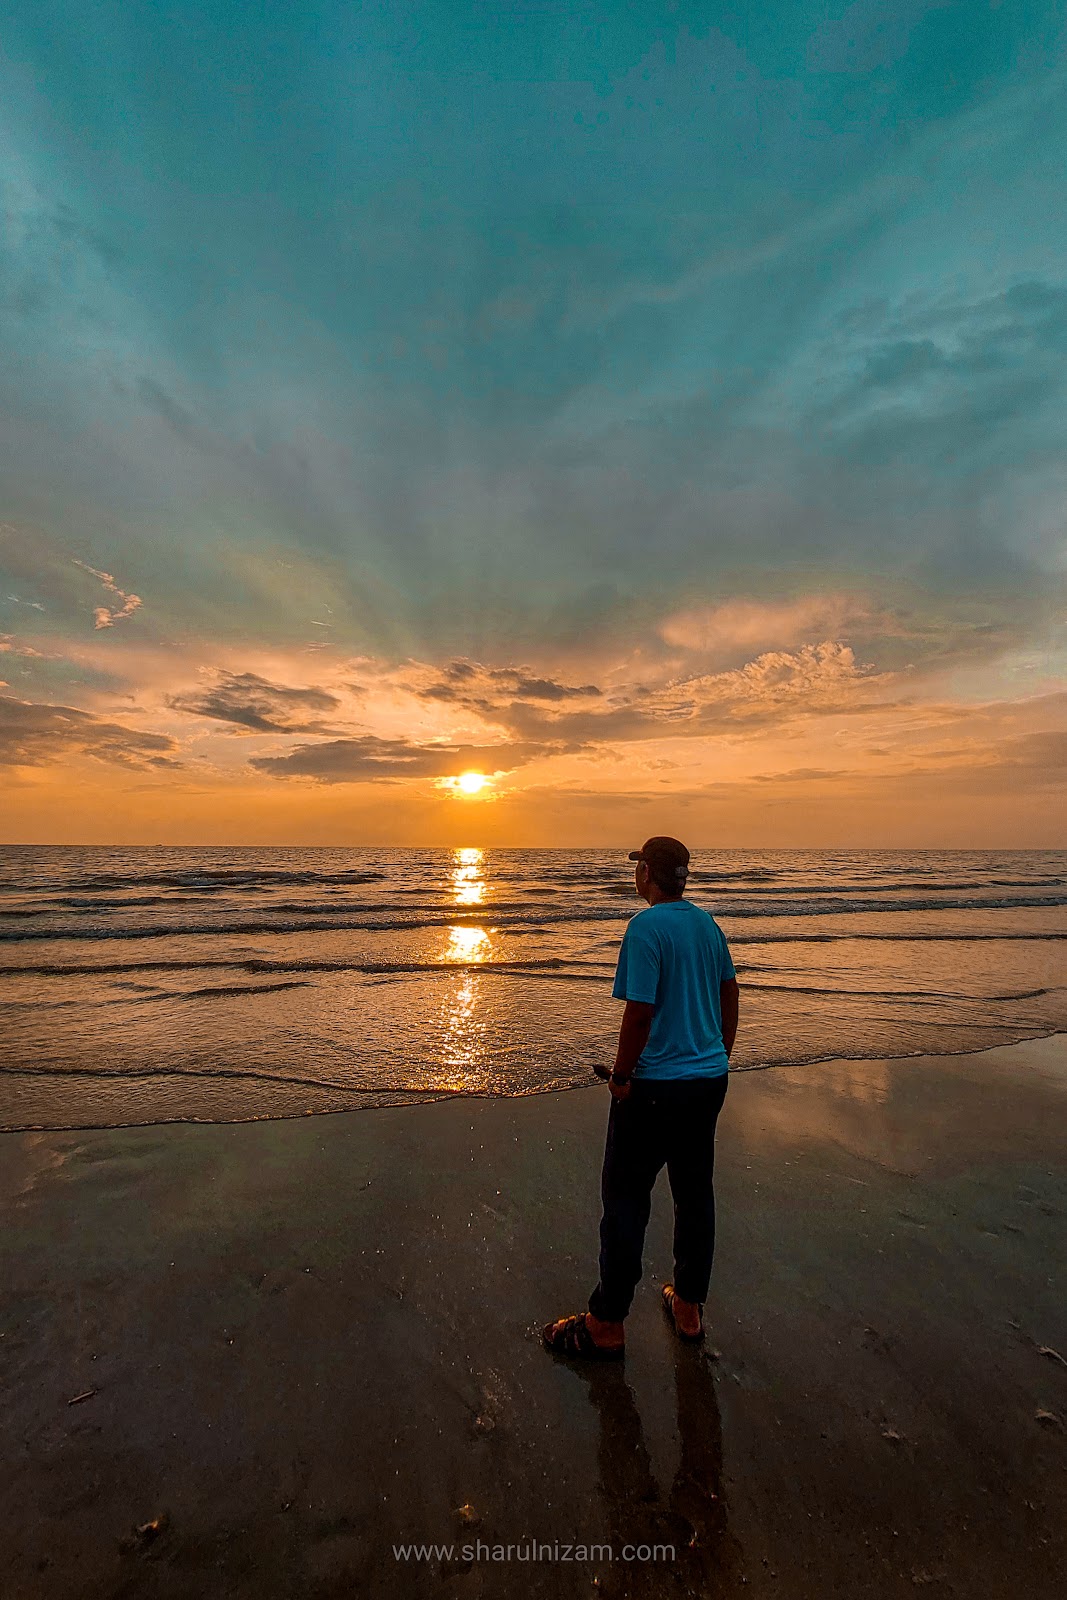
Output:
(417, 662), (602, 707)
(0, 695), (179, 768)
(250, 736), (551, 784)
(750, 766), (846, 784)
(508, 675), (601, 702)
(418, 683), (478, 704)
(169, 672), (342, 734)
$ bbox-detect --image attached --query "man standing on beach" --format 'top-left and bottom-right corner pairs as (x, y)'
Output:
(543, 837), (738, 1359)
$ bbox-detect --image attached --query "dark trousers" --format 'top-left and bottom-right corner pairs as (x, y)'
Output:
(588, 1074), (729, 1323)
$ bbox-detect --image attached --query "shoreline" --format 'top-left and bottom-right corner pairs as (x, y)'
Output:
(3, 1025), (1065, 1136)
(2, 1035), (1065, 1597)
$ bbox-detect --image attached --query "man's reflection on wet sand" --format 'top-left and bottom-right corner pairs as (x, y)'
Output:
(578, 1348), (743, 1594)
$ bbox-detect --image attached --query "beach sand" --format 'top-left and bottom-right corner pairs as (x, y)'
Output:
(2, 1036), (1065, 1599)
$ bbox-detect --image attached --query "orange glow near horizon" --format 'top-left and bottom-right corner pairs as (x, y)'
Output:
(0, 625), (1064, 848)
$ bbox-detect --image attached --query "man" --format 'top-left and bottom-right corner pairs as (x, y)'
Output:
(543, 837), (739, 1359)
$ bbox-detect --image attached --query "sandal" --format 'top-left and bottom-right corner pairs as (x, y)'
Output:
(661, 1284), (705, 1344)
(542, 1313), (625, 1361)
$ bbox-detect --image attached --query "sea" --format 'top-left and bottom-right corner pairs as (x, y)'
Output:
(0, 846), (1064, 1131)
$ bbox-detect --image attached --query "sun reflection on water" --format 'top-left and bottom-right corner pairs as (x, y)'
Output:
(446, 925), (491, 962)
(439, 970), (487, 1090)
(437, 851), (495, 1087)
(450, 845), (486, 907)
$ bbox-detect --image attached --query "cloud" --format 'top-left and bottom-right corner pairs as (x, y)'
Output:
(0, 694), (178, 768)
(659, 594), (882, 658)
(507, 674), (601, 702)
(239, 638), (897, 789)
(72, 560), (142, 630)
(489, 642), (894, 746)
(376, 642), (890, 755)
(416, 660), (602, 706)
(0, 635), (44, 658)
(805, 279), (1067, 474)
(169, 670), (343, 734)
(250, 735), (550, 785)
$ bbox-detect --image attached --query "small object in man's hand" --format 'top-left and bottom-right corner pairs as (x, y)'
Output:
(592, 1062), (611, 1081)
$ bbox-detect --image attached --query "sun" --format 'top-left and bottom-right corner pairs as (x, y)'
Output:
(435, 770), (495, 799)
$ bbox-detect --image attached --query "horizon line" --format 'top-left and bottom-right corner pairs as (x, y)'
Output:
(0, 842), (1063, 853)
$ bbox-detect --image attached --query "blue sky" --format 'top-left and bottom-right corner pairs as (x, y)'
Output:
(1, 2), (1065, 842)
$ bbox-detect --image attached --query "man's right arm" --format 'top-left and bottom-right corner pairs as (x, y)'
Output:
(720, 977), (739, 1060)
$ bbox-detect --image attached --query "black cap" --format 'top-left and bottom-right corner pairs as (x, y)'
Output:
(628, 836), (690, 884)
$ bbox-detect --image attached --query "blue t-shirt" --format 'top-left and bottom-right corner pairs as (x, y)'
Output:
(612, 899), (736, 1080)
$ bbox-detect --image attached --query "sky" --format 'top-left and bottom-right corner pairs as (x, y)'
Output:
(1, 0), (1065, 846)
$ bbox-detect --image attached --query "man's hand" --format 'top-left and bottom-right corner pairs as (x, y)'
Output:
(593, 1062), (631, 1099)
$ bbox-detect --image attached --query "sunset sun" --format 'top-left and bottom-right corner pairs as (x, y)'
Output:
(435, 771), (494, 798)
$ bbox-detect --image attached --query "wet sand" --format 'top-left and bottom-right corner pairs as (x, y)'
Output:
(2, 1036), (1065, 1599)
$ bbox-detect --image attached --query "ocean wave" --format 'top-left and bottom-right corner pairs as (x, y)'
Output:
(7, 878), (1062, 917)
(730, 931), (1067, 943)
(0, 954), (603, 980)
(739, 982), (1060, 1001)
(49, 894), (216, 910)
(0, 868), (388, 894)
(695, 877), (1066, 894)
(0, 1061), (451, 1094)
(179, 980), (314, 999)
(1, 956), (1062, 1008)
(9, 976), (1059, 1014)
(2, 894), (560, 919)
(2, 890), (1066, 943)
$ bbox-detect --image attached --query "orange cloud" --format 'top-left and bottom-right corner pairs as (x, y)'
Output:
(72, 560), (142, 629)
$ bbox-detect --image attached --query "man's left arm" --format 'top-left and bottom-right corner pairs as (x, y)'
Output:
(610, 1000), (655, 1100)
(720, 977), (739, 1059)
